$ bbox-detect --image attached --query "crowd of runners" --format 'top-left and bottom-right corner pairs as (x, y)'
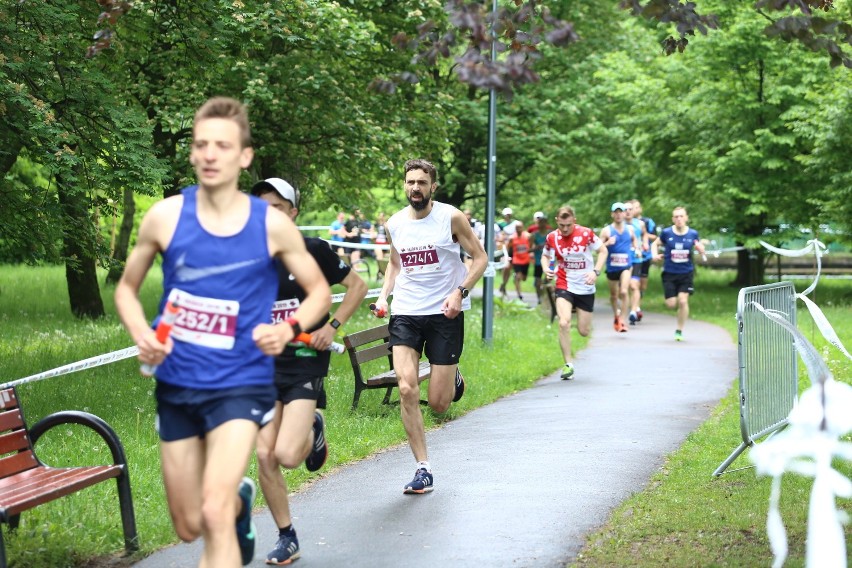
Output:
(115, 96), (706, 567)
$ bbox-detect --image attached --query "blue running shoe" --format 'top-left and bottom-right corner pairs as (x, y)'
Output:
(628, 311), (637, 325)
(266, 527), (300, 565)
(236, 477), (257, 566)
(452, 369), (465, 402)
(305, 411), (328, 472)
(403, 468), (434, 494)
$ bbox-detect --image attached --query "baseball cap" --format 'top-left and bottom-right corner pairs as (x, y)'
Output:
(502, 207), (513, 216)
(533, 211), (545, 220)
(251, 177), (298, 208)
(611, 202), (626, 212)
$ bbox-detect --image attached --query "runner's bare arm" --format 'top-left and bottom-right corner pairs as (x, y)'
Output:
(452, 209), (487, 289)
(115, 197), (182, 364)
(374, 227), (397, 315)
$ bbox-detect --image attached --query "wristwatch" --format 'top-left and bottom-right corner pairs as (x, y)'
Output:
(457, 286), (469, 298)
(329, 317), (342, 330)
(593, 269), (601, 276)
(284, 317), (302, 337)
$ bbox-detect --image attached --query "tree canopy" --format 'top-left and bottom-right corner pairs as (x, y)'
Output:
(1, 0), (850, 317)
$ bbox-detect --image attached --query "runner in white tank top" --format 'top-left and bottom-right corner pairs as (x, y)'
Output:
(373, 159), (487, 495)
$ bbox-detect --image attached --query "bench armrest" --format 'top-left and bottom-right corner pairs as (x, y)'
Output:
(29, 411), (129, 469)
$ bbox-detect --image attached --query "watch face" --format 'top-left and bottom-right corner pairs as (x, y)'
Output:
(330, 318), (341, 329)
(459, 287), (469, 298)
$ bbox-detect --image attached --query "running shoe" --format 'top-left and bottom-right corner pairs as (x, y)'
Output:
(628, 311), (638, 325)
(305, 411), (328, 472)
(636, 309), (643, 322)
(675, 330), (683, 342)
(613, 316), (620, 332)
(453, 369), (465, 402)
(403, 468), (434, 494)
(266, 527), (300, 565)
(561, 363), (575, 380)
(236, 477), (257, 566)
(618, 317), (628, 333)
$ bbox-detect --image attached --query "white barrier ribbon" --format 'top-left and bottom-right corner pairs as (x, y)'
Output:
(1, 346), (141, 389)
(3, 288), (387, 389)
(760, 238), (826, 297)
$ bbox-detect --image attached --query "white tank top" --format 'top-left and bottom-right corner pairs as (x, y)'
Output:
(387, 201), (470, 315)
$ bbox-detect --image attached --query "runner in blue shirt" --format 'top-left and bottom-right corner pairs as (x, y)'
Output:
(651, 206), (707, 342)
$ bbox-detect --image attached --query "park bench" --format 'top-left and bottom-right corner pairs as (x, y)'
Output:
(343, 324), (430, 410)
(0, 386), (137, 567)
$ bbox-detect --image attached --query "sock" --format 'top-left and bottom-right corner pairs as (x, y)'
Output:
(565, 362), (573, 368)
(279, 525), (294, 536)
(417, 460), (431, 472)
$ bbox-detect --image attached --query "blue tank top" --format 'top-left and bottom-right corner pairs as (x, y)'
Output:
(156, 186), (278, 389)
(660, 226), (700, 274)
(605, 224), (633, 273)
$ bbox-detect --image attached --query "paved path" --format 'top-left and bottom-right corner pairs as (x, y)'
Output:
(134, 307), (737, 567)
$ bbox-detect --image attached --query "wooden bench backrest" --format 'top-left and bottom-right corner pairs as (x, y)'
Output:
(343, 324), (393, 368)
(0, 388), (39, 480)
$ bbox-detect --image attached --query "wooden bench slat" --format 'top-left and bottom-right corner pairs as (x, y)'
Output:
(352, 343), (391, 365)
(0, 431), (31, 457)
(0, 410), (24, 433)
(0, 465), (122, 517)
(0, 389), (18, 412)
(0, 451), (39, 480)
(343, 325), (393, 348)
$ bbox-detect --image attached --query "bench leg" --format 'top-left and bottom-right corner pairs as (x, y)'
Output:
(382, 386), (394, 405)
(352, 385), (363, 410)
(116, 472), (139, 553)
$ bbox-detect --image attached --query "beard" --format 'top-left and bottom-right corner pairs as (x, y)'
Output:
(408, 192), (431, 211)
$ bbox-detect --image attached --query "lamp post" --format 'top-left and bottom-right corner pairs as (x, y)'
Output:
(482, 0), (498, 344)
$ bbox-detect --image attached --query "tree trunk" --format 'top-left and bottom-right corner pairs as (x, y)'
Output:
(57, 174), (105, 319)
(106, 186), (136, 284)
(730, 211), (767, 287)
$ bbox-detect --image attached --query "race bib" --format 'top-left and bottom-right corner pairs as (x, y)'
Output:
(170, 289), (239, 350)
(671, 249), (690, 263)
(610, 253), (629, 268)
(564, 260), (586, 270)
(271, 298), (299, 324)
(400, 246), (440, 273)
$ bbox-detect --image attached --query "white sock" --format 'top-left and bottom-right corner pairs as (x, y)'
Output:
(565, 362), (574, 368)
(417, 461), (431, 472)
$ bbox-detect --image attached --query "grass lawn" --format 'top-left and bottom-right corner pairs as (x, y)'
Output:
(0, 262), (848, 567)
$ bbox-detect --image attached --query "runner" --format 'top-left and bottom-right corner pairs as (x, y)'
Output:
(632, 199), (657, 321)
(251, 178), (368, 565)
(508, 220), (532, 301)
(624, 201), (649, 325)
(114, 97), (331, 566)
(528, 212), (552, 305)
(651, 206), (707, 341)
(371, 158), (487, 495)
(541, 205), (604, 380)
(595, 202), (640, 333)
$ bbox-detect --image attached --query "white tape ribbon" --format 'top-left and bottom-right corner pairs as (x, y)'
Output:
(3, 288), (387, 389)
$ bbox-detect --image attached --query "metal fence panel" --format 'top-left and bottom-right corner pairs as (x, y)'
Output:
(713, 281), (798, 476)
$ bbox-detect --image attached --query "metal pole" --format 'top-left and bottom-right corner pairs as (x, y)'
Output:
(482, 0), (498, 344)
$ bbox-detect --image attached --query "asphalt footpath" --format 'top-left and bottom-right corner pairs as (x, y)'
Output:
(134, 303), (737, 568)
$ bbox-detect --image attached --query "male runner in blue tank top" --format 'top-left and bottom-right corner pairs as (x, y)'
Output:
(372, 159), (487, 495)
(251, 177), (367, 565)
(595, 202), (640, 333)
(115, 97), (331, 567)
(651, 206), (707, 341)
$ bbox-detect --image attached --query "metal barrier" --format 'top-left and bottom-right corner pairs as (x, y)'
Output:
(713, 281), (799, 476)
